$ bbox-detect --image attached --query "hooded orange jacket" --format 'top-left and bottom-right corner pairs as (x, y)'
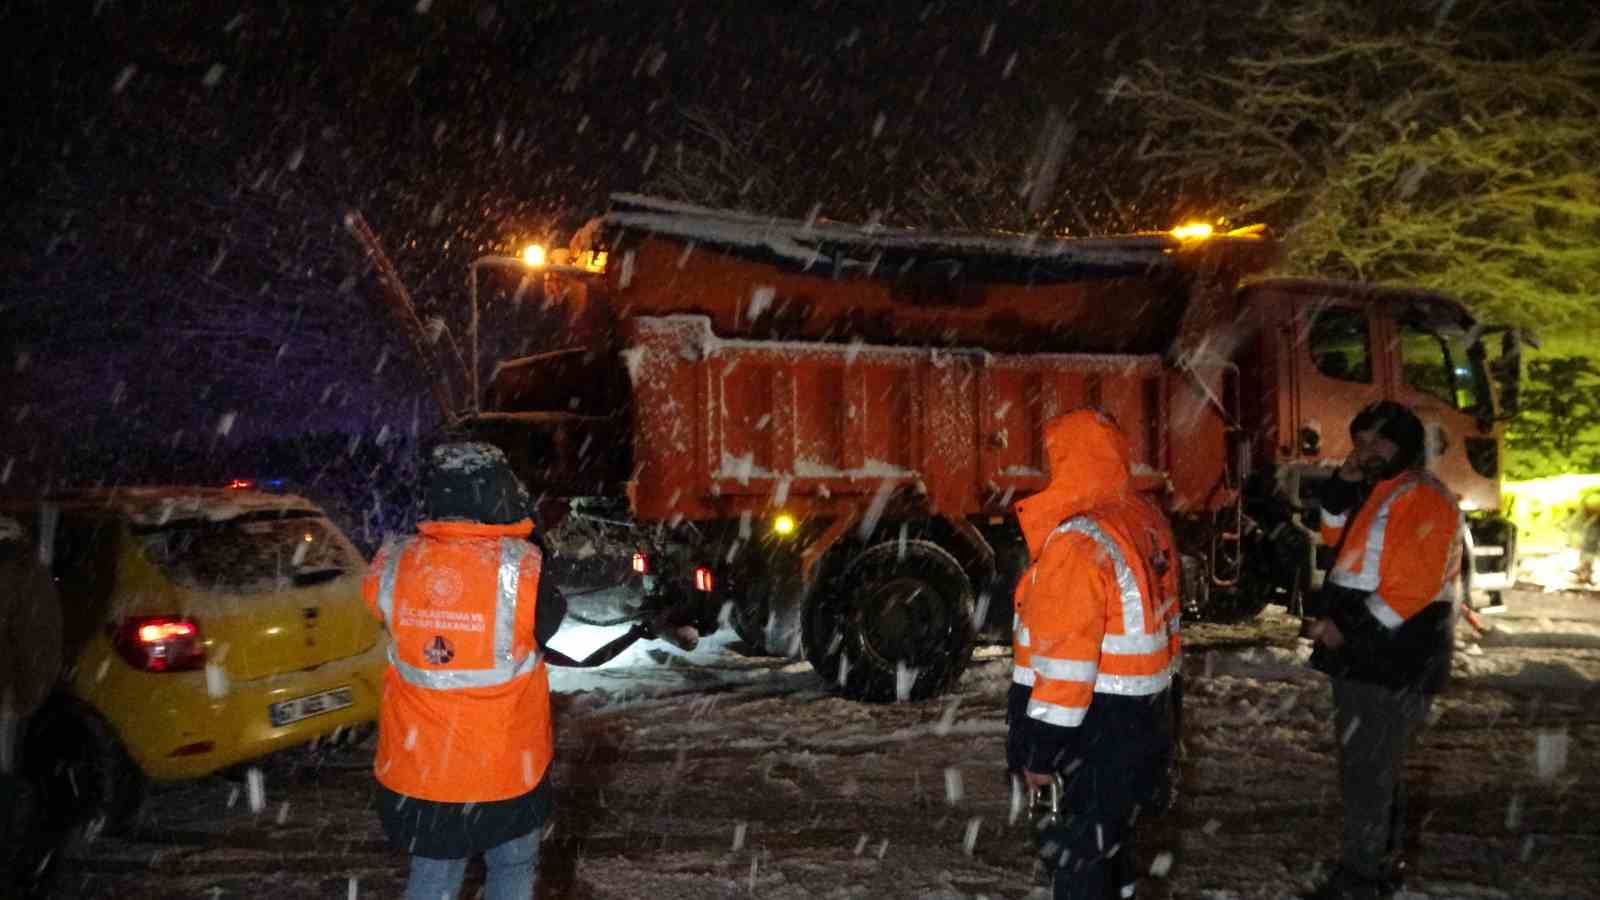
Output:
(1011, 410), (1178, 730)
(363, 519), (554, 804)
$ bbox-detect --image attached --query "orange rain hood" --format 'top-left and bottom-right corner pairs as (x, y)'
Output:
(1013, 409), (1133, 559)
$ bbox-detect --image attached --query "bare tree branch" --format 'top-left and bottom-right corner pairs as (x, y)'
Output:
(1117, 0), (1600, 330)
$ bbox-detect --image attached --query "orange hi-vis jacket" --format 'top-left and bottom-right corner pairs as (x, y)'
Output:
(1012, 411), (1179, 730)
(1320, 469), (1463, 629)
(1013, 494), (1179, 690)
(363, 518), (553, 804)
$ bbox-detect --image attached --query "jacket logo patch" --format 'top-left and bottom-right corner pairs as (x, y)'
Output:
(424, 569), (464, 607)
(423, 635), (455, 665)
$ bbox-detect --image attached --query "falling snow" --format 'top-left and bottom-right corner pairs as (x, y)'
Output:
(7, 5), (1599, 898)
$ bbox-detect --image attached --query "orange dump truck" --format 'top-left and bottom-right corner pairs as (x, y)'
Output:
(429, 195), (1521, 701)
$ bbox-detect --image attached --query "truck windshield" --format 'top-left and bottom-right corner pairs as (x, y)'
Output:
(1396, 320), (1492, 417)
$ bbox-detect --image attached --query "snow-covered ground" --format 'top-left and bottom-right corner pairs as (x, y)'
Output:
(39, 586), (1600, 900)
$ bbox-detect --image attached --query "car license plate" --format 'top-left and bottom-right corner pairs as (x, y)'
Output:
(269, 686), (354, 727)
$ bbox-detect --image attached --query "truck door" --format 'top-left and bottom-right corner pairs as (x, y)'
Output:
(1382, 310), (1499, 512)
(1290, 297), (1387, 463)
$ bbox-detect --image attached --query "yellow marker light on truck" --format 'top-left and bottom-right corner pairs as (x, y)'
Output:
(1171, 222), (1215, 241)
(773, 514), (797, 536)
(521, 243), (547, 267)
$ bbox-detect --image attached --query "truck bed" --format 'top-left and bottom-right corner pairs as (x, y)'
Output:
(625, 315), (1170, 522)
(476, 197), (1262, 518)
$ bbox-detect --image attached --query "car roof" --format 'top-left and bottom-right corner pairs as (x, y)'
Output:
(0, 486), (326, 528)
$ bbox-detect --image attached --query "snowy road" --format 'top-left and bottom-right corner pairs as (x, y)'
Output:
(39, 590), (1600, 900)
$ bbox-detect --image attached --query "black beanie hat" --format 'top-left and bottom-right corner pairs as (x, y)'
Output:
(1350, 401), (1425, 476)
(423, 442), (531, 525)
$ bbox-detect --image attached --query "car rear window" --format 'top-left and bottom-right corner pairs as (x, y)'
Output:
(137, 512), (363, 594)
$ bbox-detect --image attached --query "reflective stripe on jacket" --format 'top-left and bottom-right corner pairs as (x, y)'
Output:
(1020, 512), (1176, 729)
(363, 518), (553, 804)
(1319, 470), (1463, 628)
(1012, 580), (1035, 687)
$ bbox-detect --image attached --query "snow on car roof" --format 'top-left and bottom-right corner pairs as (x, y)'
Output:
(17, 486), (324, 527)
(598, 193), (1274, 283)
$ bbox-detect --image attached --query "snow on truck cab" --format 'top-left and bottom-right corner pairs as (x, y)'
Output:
(356, 195), (1522, 702)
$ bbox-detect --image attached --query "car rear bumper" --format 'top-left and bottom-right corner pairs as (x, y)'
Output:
(82, 638), (388, 781)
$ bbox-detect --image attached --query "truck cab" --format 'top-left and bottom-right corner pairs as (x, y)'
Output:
(1242, 278), (1518, 607)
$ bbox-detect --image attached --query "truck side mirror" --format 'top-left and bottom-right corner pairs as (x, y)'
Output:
(1492, 329), (1525, 421)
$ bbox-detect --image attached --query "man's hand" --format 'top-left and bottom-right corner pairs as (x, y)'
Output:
(1339, 445), (1384, 482)
(1023, 769), (1055, 788)
(1342, 427), (1400, 481)
(1305, 617), (1346, 650)
(1336, 454), (1367, 482)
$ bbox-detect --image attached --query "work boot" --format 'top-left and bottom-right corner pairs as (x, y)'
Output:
(1301, 864), (1391, 900)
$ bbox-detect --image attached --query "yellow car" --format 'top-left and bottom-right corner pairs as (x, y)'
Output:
(7, 486), (386, 825)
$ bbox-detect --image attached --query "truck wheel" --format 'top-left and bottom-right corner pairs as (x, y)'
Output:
(729, 591), (772, 654)
(24, 698), (146, 836)
(732, 594), (804, 658)
(803, 540), (977, 703)
(729, 561), (805, 658)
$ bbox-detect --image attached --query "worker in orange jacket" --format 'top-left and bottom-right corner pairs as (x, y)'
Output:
(1302, 401), (1462, 900)
(366, 442), (690, 900)
(1009, 409), (1179, 900)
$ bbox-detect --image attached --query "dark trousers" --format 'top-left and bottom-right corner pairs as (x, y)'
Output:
(1041, 763), (1147, 900)
(1331, 677), (1431, 881)
(1041, 691), (1172, 900)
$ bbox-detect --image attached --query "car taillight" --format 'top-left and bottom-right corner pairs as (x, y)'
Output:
(693, 566), (715, 592)
(632, 551), (649, 575)
(114, 616), (205, 672)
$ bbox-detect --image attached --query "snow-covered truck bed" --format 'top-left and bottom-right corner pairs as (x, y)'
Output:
(622, 314), (1169, 523)
(478, 195), (1272, 517)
